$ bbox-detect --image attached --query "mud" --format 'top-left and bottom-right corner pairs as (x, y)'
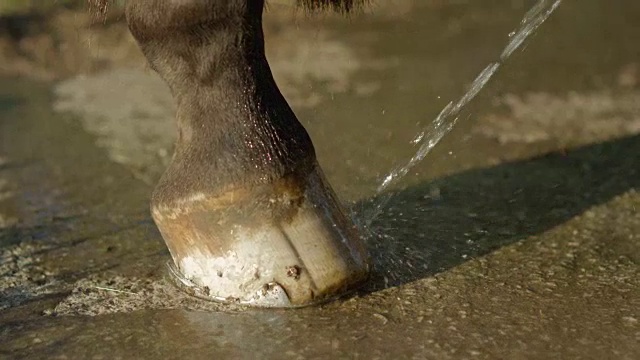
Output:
(1, 0), (639, 359)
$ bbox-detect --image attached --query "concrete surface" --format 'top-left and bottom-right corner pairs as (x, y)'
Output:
(1, 0), (639, 359)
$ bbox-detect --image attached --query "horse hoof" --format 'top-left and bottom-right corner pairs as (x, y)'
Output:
(152, 163), (371, 308)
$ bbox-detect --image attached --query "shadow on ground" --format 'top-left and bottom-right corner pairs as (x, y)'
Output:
(356, 134), (640, 291)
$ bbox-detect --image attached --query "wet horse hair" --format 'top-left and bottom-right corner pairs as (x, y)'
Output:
(88, 0), (366, 18)
(293, 0), (366, 12)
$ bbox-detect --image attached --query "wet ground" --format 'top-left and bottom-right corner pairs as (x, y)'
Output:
(1, 1), (639, 359)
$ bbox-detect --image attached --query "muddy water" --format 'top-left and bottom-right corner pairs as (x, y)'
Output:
(2, 1), (640, 359)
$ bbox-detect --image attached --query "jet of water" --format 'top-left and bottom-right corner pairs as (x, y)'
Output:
(363, 0), (563, 227)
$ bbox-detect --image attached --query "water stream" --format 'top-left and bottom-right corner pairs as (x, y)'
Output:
(361, 0), (563, 227)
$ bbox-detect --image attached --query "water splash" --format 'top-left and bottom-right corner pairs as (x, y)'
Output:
(363, 0), (563, 227)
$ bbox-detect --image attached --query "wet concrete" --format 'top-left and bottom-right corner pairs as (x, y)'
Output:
(1, 1), (639, 359)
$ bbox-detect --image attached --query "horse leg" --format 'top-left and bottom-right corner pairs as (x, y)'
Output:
(124, 0), (370, 307)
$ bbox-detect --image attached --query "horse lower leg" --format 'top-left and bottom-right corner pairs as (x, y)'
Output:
(124, 0), (370, 307)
